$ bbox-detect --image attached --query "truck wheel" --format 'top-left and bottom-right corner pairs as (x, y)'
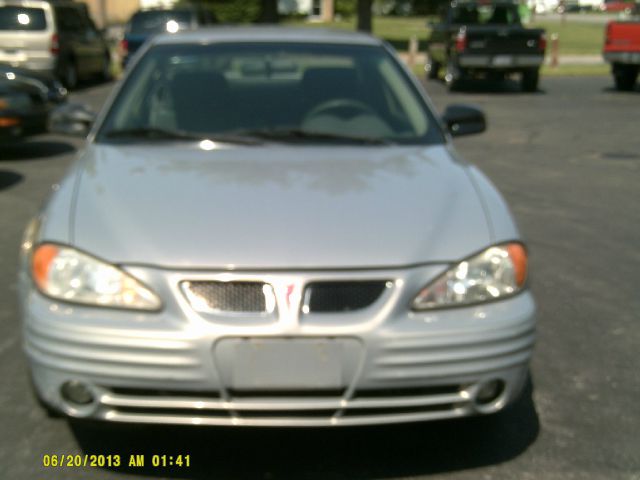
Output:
(61, 59), (78, 90)
(521, 69), (539, 92)
(613, 67), (638, 91)
(101, 51), (112, 81)
(426, 56), (441, 80)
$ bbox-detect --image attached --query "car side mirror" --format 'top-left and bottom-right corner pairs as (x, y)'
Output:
(442, 104), (486, 137)
(47, 81), (68, 104)
(49, 102), (96, 137)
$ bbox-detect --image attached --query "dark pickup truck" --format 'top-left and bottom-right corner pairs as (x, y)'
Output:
(426, 1), (546, 91)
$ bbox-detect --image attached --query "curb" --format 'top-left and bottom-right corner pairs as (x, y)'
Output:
(398, 52), (605, 66)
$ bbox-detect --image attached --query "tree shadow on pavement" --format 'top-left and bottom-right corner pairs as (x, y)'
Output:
(70, 378), (539, 479)
(602, 86), (640, 94)
(70, 76), (112, 93)
(0, 140), (76, 161)
(0, 170), (24, 191)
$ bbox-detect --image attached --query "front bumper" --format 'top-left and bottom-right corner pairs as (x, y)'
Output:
(22, 264), (536, 427)
(0, 110), (48, 140)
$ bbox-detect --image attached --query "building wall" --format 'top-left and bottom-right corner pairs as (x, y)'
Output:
(82, 0), (141, 26)
(84, 0), (331, 26)
(140, 0), (178, 8)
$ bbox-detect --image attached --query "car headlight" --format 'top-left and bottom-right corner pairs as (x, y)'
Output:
(412, 243), (528, 310)
(31, 243), (161, 311)
(0, 92), (32, 110)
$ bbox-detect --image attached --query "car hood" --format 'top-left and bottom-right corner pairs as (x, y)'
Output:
(71, 143), (493, 269)
(0, 75), (46, 99)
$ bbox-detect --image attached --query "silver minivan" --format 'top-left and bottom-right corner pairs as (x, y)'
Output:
(0, 0), (110, 88)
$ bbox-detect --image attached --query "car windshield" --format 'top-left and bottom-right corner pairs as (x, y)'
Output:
(451, 4), (521, 25)
(128, 11), (193, 34)
(97, 42), (443, 145)
(0, 6), (47, 31)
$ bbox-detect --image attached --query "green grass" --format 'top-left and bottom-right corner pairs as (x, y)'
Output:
(285, 16), (434, 51)
(541, 63), (609, 76)
(411, 62), (427, 77)
(285, 15), (605, 56)
(372, 16), (433, 51)
(530, 20), (605, 55)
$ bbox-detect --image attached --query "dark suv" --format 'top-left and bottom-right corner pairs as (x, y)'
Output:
(0, 0), (110, 89)
(120, 6), (217, 68)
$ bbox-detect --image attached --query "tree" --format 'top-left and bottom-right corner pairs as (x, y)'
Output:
(258, 0), (279, 23)
(322, 0), (335, 22)
(356, 0), (372, 32)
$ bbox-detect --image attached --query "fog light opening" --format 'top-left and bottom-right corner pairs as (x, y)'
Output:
(475, 380), (505, 406)
(60, 380), (95, 406)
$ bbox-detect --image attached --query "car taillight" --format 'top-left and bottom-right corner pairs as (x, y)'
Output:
(119, 39), (129, 55)
(455, 31), (467, 53)
(539, 33), (547, 52)
(50, 34), (59, 55)
(0, 117), (21, 127)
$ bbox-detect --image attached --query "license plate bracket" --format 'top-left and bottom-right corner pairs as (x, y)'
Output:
(231, 339), (343, 390)
(492, 55), (514, 67)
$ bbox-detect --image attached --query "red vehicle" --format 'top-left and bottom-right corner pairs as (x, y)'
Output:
(603, 6), (640, 90)
(600, 0), (636, 12)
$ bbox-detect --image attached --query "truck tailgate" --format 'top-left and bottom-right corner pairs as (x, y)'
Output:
(605, 21), (640, 53)
(465, 27), (545, 55)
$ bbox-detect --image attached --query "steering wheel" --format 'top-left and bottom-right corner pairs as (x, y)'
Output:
(304, 98), (376, 122)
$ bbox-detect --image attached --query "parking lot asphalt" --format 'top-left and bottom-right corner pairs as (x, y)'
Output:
(0, 75), (638, 480)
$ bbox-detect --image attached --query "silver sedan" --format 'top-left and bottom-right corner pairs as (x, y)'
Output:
(19, 27), (535, 427)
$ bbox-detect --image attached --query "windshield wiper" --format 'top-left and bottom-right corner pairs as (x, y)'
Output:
(105, 127), (204, 141)
(103, 127), (390, 145)
(104, 127), (262, 145)
(228, 128), (393, 145)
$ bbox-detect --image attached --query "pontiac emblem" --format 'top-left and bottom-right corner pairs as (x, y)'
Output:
(285, 283), (296, 309)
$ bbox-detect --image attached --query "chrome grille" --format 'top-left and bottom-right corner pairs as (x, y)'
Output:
(303, 281), (388, 313)
(99, 383), (469, 426)
(181, 281), (275, 313)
